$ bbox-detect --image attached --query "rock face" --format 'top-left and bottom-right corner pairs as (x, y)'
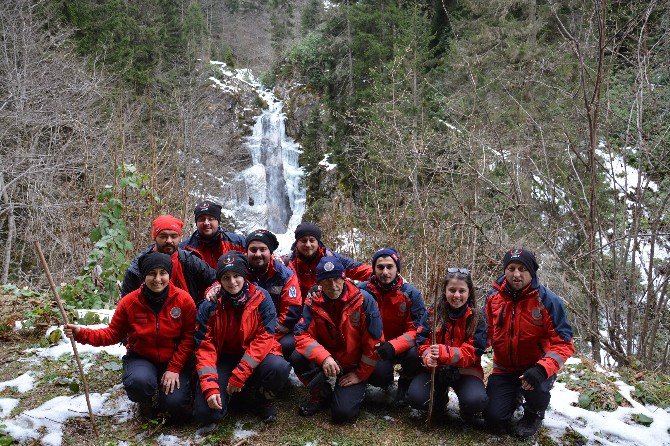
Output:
(275, 82), (321, 141)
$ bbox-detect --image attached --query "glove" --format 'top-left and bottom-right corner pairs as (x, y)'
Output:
(437, 366), (460, 383)
(375, 342), (396, 360)
(521, 365), (547, 389)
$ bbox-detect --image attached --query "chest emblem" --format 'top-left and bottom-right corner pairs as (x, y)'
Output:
(398, 302), (407, 313)
(531, 307), (542, 320)
(170, 307), (182, 319)
(350, 311), (361, 326)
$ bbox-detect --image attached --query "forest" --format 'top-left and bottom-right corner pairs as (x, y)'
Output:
(0, 0), (669, 380)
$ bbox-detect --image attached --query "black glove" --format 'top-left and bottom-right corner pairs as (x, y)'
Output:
(521, 365), (547, 389)
(437, 366), (460, 384)
(375, 342), (396, 360)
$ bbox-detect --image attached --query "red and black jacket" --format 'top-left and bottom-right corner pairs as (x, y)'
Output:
(294, 280), (383, 381)
(75, 285), (196, 373)
(251, 258), (302, 337)
(358, 275), (426, 355)
(416, 305), (486, 380)
(283, 243), (372, 300)
(121, 245), (216, 306)
(195, 282), (281, 399)
(484, 275), (575, 377)
(180, 228), (246, 269)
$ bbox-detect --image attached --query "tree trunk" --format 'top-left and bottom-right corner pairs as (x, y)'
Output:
(1, 173), (16, 284)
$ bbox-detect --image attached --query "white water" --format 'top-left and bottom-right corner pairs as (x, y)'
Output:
(217, 76), (306, 251)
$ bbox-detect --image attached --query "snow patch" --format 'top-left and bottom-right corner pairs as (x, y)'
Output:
(233, 421), (257, 441)
(0, 398), (19, 418)
(318, 154), (337, 171)
(0, 372), (35, 393)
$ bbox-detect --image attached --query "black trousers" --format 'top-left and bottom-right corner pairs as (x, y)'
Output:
(193, 353), (290, 423)
(483, 372), (556, 427)
(121, 354), (192, 418)
(407, 370), (488, 416)
(368, 346), (421, 389)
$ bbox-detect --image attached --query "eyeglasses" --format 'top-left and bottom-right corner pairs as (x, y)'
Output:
(447, 267), (471, 276)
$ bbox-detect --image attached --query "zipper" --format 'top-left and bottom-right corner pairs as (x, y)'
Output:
(155, 315), (161, 364)
(508, 301), (517, 368)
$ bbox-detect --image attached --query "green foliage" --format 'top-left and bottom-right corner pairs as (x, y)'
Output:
(61, 164), (159, 309)
(633, 413), (654, 426)
(0, 426), (14, 446)
(624, 370), (670, 408)
(59, 0), (209, 90)
(560, 360), (627, 412)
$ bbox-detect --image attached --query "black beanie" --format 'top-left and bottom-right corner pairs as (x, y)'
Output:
(502, 248), (539, 278)
(194, 200), (222, 222)
(216, 252), (250, 280)
(139, 251), (173, 278)
(295, 222), (321, 241)
(245, 229), (279, 253)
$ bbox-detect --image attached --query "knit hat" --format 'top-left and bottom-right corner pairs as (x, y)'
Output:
(139, 251), (173, 277)
(502, 248), (539, 278)
(371, 247), (401, 273)
(316, 256), (345, 282)
(152, 215), (184, 239)
(295, 222), (322, 241)
(194, 200), (222, 222)
(216, 252), (250, 280)
(245, 229), (279, 253)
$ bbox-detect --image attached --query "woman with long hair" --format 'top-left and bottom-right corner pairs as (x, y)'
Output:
(407, 268), (488, 422)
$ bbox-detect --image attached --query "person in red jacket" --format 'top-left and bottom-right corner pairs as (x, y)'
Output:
(193, 252), (290, 424)
(121, 215), (216, 306)
(291, 256), (383, 423)
(283, 222), (372, 299)
(483, 249), (575, 438)
(64, 252), (196, 421)
(202, 230), (302, 358)
(407, 268), (488, 423)
(180, 201), (246, 268)
(357, 248), (426, 405)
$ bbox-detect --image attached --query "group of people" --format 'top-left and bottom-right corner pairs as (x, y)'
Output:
(63, 200), (575, 438)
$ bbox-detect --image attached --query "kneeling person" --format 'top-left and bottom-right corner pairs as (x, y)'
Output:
(291, 256), (382, 423)
(65, 252), (196, 421)
(359, 248), (426, 404)
(194, 253), (291, 424)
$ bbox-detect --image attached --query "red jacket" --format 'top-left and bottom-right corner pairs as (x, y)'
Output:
(294, 281), (383, 381)
(250, 258), (302, 337)
(358, 275), (426, 354)
(195, 283), (281, 399)
(75, 285), (196, 373)
(485, 276), (575, 377)
(284, 244), (372, 299)
(416, 306), (485, 380)
(180, 228), (246, 269)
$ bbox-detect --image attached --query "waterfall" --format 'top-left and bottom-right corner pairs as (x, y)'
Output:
(223, 90), (306, 250)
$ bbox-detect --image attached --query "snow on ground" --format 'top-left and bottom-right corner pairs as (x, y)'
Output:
(0, 373), (35, 394)
(232, 421), (257, 441)
(318, 153), (337, 171)
(0, 398), (19, 417)
(3, 392), (106, 446)
(26, 325), (125, 360)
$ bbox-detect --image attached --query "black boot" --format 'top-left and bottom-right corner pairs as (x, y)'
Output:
(299, 383), (333, 416)
(394, 377), (411, 407)
(252, 387), (278, 423)
(513, 409), (543, 438)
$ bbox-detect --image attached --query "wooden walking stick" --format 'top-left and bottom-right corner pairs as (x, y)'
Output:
(426, 275), (439, 426)
(33, 241), (100, 438)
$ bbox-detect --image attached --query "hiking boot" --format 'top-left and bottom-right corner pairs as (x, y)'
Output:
(299, 383), (333, 416)
(393, 378), (410, 407)
(252, 387), (278, 423)
(136, 400), (154, 420)
(513, 410), (543, 438)
(461, 412), (485, 428)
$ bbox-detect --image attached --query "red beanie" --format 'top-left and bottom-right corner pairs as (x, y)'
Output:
(152, 215), (184, 239)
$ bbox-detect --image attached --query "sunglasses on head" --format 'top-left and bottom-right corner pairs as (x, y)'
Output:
(447, 267), (471, 276)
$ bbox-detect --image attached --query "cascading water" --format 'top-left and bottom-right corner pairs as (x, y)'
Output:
(222, 89), (306, 251)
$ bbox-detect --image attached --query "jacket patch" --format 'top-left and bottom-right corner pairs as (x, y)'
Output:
(170, 307), (182, 319)
(398, 302), (407, 313)
(531, 307), (542, 320)
(288, 286), (297, 299)
(350, 311), (361, 326)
